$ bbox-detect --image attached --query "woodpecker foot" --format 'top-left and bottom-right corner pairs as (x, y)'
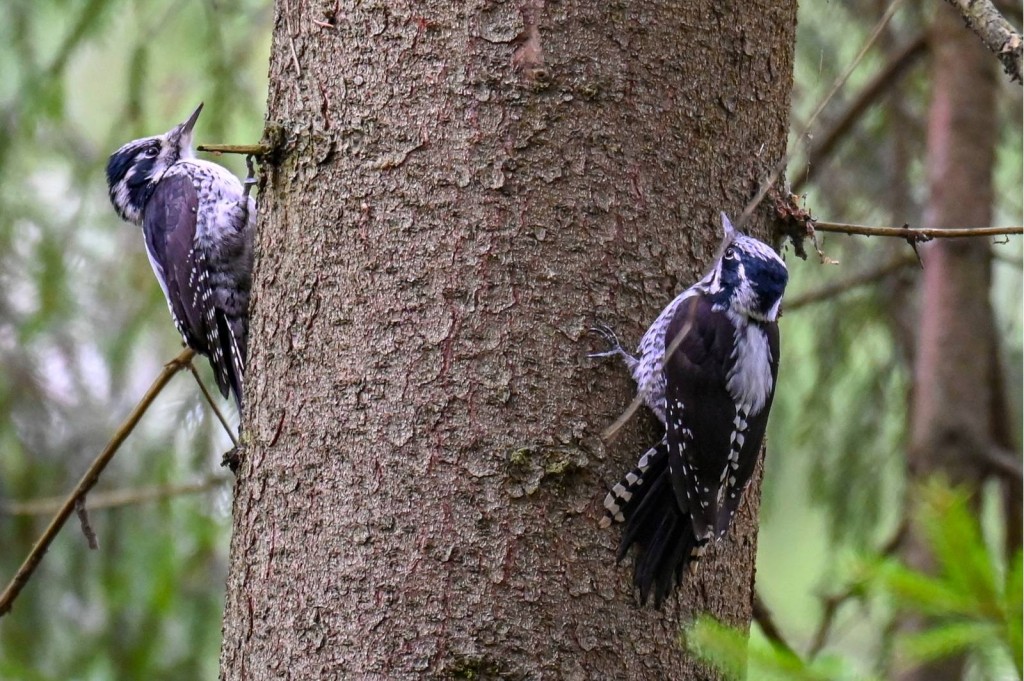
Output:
(242, 154), (258, 200)
(588, 322), (633, 362)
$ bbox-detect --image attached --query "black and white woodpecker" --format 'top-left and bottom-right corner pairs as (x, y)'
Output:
(591, 213), (788, 606)
(106, 104), (255, 410)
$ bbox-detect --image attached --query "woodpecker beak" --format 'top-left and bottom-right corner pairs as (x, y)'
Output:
(720, 212), (736, 239)
(167, 103), (203, 157)
(181, 103), (204, 135)
(711, 212), (738, 264)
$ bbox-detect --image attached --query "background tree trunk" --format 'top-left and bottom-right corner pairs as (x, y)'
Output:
(219, 2), (796, 678)
(903, 4), (1003, 680)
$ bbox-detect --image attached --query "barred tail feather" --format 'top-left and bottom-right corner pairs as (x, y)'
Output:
(601, 442), (666, 527)
(213, 310), (245, 410)
(604, 439), (704, 606)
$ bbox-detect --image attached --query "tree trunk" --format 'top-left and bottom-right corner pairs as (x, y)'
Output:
(903, 4), (1001, 680)
(219, 2), (797, 678)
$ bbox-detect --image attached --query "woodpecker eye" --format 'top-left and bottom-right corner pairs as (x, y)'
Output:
(724, 246), (738, 260)
(144, 146), (159, 158)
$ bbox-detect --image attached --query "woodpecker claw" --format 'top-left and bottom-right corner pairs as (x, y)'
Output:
(588, 322), (627, 359)
(242, 154), (258, 200)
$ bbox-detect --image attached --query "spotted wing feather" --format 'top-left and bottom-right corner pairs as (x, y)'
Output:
(663, 294), (740, 542)
(143, 174), (239, 405)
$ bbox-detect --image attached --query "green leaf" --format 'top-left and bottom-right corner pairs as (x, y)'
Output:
(1006, 551), (1023, 676)
(685, 616), (749, 681)
(918, 483), (1000, 616)
(877, 559), (979, 618)
(899, 620), (995, 665)
(687, 617), (879, 681)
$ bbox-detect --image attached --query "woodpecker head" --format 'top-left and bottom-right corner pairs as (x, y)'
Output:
(708, 213), (788, 322)
(106, 103), (203, 225)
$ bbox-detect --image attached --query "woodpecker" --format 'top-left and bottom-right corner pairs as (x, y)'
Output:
(590, 213), (788, 606)
(106, 104), (255, 410)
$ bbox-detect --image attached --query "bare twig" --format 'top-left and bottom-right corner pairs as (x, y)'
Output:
(753, 592), (799, 658)
(808, 519), (909, 658)
(786, 253), (918, 310)
(188, 364), (239, 447)
(793, 34), (929, 193)
(282, 0), (303, 88)
(0, 348), (195, 617)
(813, 221), (1023, 240)
(197, 143), (274, 156)
(1, 475), (231, 516)
(945, 0), (1023, 83)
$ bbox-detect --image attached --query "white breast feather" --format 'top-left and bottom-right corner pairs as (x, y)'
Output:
(726, 322), (773, 415)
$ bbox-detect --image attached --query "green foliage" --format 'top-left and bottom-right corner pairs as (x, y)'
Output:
(872, 483), (1022, 678)
(692, 481), (1022, 681)
(0, 0), (1018, 678)
(687, 616), (877, 681)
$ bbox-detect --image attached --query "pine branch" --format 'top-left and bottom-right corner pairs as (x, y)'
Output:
(945, 0), (1024, 83)
(0, 348), (195, 617)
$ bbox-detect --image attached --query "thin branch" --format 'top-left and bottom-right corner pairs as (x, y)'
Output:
(808, 519), (909, 658)
(981, 445), (1024, 483)
(196, 143), (274, 156)
(752, 592), (799, 658)
(0, 475), (231, 516)
(281, 0), (303, 97)
(793, 34), (929, 194)
(813, 221), (1023, 240)
(786, 253), (918, 310)
(188, 364), (239, 447)
(945, 0), (1024, 83)
(0, 348), (195, 618)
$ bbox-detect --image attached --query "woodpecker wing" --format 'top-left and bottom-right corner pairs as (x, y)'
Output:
(662, 294), (739, 541)
(142, 174), (235, 402)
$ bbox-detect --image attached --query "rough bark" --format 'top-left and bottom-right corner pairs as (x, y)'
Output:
(903, 4), (1002, 680)
(219, 2), (797, 678)
(944, 0), (1023, 83)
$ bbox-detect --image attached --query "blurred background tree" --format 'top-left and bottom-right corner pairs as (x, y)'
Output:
(0, 0), (1019, 679)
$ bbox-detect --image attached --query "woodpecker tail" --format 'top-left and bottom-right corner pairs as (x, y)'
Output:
(602, 439), (704, 607)
(211, 309), (245, 411)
